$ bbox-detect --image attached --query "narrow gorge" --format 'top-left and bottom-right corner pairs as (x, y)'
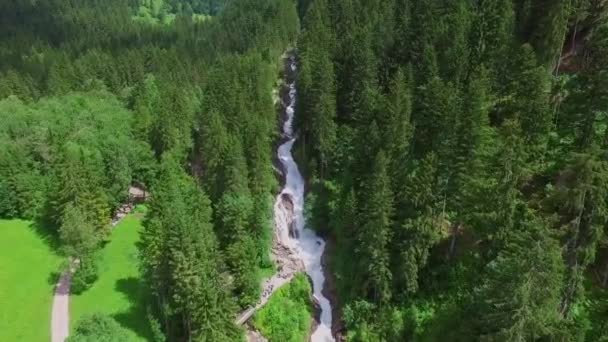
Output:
(273, 54), (335, 342)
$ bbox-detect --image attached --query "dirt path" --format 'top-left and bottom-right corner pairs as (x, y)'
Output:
(51, 271), (71, 342)
(247, 329), (269, 342)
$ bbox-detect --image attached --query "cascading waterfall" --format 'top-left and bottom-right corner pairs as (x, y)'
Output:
(273, 57), (334, 342)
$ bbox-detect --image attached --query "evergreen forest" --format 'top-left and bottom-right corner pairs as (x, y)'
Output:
(297, 0), (608, 340)
(0, 0), (607, 341)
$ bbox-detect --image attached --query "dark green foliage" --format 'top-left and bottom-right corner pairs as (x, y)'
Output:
(67, 313), (130, 342)
(204, 0), (299, 57)
(297, 0), (338, 177)
(410, 41), (458, 164)
(4, 0), (608, 340)
(216, 156), (259, 307)
(557, 24), (608, 151)
(140, 156), (241, 341)
(132, 74), (160, 143)
(0, 1), (298, 340)
(497, 44), (552, 163)
(392, 153), (441, 296)
(298, 0), (608, 340)
(545, 151), (608, 318)
(469, 0), (515, 76)
(0, 179), (17, 217)
(383, 67), (413, 171)
(71, 255), (100, 295)
(356, 151), (394, 303)
(472, 211), (564, 340)
(525, 0), (572, 68)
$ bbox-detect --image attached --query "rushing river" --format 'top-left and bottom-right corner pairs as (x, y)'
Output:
(273, 56), (334, 342)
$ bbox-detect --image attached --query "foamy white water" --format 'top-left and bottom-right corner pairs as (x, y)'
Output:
(273, 57), (334, 342)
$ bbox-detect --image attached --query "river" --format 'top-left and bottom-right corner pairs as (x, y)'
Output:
(273, 55), (334, 342)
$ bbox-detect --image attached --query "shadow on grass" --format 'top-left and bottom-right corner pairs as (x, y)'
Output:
(28, 219), (68, 294)
(28, 219), (61, 253)
(113, 277), (153, 341)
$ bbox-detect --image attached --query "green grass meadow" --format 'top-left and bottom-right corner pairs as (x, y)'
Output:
(0, 219), (63, 342)
(70, 213), (152, 341)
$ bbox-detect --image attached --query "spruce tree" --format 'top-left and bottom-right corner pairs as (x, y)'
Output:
(309, 51), (337, 178)
(132, 74), (160, 143)
(558, 24), (608, 150)
(298, 0), (337, 177)
(528, 0), (572, 68)
(449, 71), (491, 208)
(392, 153), (441, 296)
(498, 44), (551, 165)
(475, 210), (564, 341)
(197, 110), (229, 200)
(390, 0), (412, 67)
(59, 203), (98, 258)
(215, 135), (259, 307)
(469, 0), (515, 77)
(140, 155), (240, 341)
(356, 150), (394, 304)
(547, 151), (608, 318)
(383, 66), (414, 176)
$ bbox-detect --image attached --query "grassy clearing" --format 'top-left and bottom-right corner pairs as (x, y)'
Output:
(253, 273), (312, 342)
(0, 219), (63, 342)
(70, 213), (152, 341)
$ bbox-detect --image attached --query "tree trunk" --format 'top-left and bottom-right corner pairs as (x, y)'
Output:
(554, 19), (579, 75)
(158, 295), (170, 339)
(560, 189), (593, 318)
(185, 313), (192, 342)
(570, 20), (579, 57)
(448, 224), (460, 259)
(603, 262), (608, 288)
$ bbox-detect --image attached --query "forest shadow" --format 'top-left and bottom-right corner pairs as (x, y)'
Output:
(113, 277), (153, 341)
(26, 218), (65, 294)
(28, 220), (61, 252)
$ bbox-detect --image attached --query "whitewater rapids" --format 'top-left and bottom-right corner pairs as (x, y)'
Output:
(273, 57), (334, 342)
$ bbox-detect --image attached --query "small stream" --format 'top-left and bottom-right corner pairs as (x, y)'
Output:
(273, 56), (334, 342)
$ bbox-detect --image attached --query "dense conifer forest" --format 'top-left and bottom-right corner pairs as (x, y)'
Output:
(0, 0), (607, 341)
(297, 0), (608, 340)
(0, 0), (298, 340)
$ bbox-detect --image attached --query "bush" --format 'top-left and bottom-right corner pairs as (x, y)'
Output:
(0, 179), (16, 217)
(253, 273), (312, 342)
(71, 256), (98, 294)
(67, 313), (129, 342)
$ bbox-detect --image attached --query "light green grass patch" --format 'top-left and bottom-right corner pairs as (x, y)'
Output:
(0, 219), (63, 342)
(253, 273), (312, 342)
(70, 214), (151, 341)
